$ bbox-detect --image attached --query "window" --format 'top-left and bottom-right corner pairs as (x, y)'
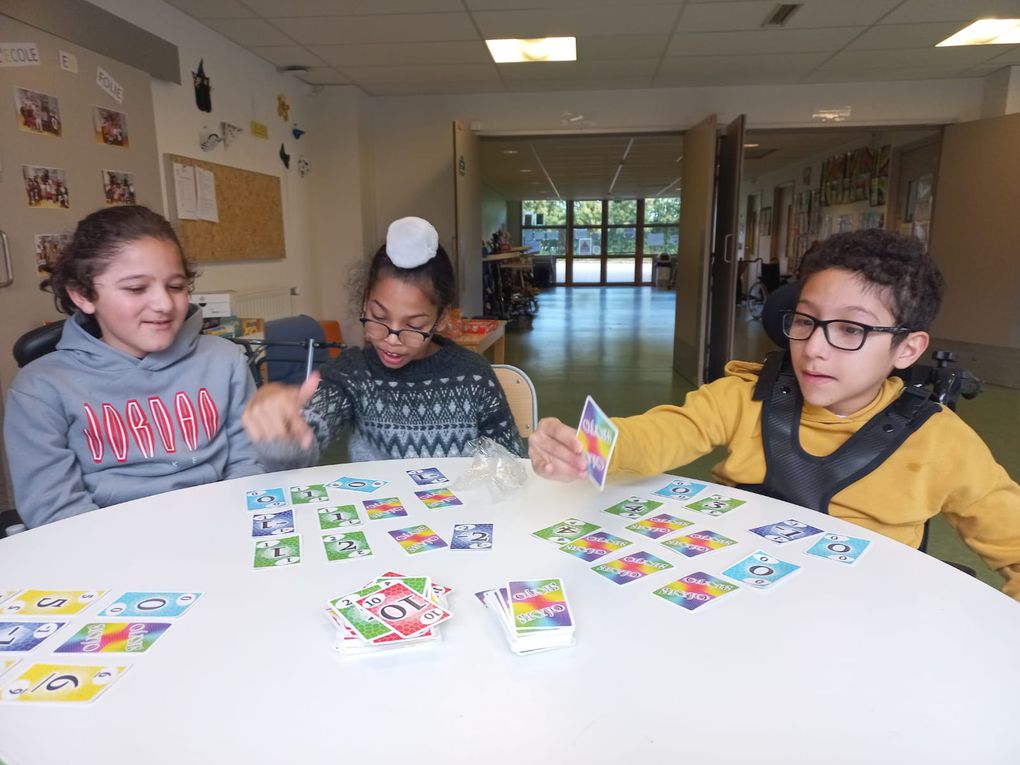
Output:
(521, 200), (567, 257)
(643, 196), (680, 256)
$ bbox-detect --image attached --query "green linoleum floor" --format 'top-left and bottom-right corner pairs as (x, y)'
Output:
(503, 285), (1019, 594)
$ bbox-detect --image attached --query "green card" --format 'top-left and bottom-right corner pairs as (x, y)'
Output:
(602, 496), (663, 520)
(317, 505), (361, 530)
(532, 517), (600, 545)
(321, 531), (372, 562)
(253, 535), (302, 569)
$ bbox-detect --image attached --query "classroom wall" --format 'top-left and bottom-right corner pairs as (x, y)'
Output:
(481, 185), (508, 245)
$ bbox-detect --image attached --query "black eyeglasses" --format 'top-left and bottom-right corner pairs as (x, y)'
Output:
(781, 310), (912, 351)
(359, 316), (437, 348)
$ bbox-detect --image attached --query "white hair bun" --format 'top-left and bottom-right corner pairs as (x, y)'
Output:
(386, 216), (439, 269)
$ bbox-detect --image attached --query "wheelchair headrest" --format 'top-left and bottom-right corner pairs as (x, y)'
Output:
(13, 321), (65, 368)
(761, 280), (800, 350)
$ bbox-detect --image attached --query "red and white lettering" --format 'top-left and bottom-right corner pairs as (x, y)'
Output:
(148, 396), (176, 453)
(175, 392), (198, 451)
(197, 387), (219, 439)
(125, 400), (154, 459)
(102, 403), (129, 463)
(82, 404), (104, 463)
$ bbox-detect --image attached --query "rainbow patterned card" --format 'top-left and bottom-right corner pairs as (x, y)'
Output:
(653, 572), (739, 611)
(363, 497), (408, 520)
(388, 525), (448, 554)
(414, 488), (463, 510)
(626, 513), (693, 539)
(1, 663), (130, 704)
(653, 478), (708, 501)
(576, 396), (618, 490)
(507, 579), (573, 633)
(592, 551), (674, 584)
(559, 531), (632, 563)
(55, 622), (170, 654)
(602, 496), (663, 520)
(686, 493), (746, 517)
(661, 530), (738, 557)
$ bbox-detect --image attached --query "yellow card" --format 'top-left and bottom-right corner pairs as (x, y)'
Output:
(0, 660), (16, 677)
(2, 663), (128, 704)
(0, 590), (106, 617)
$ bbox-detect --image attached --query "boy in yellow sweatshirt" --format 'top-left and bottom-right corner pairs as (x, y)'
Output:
(529, 230), (1020, 601)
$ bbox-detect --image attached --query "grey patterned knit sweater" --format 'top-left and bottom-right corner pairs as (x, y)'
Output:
(257, 336), (522, 470)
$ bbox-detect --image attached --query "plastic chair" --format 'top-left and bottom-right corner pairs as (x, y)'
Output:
(319, 320), (344, 359)
(492, 364), (538, 439)
(263, 314), (329, 384)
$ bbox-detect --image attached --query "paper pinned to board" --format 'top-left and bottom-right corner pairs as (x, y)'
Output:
(196, 167), (218, 222)
(173, 163), (198, 220)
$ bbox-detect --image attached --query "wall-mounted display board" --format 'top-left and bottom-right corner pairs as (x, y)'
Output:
(164, 153), (285, 262)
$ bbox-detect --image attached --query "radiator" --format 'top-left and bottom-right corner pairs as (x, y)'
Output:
(233, 288), (294, 320)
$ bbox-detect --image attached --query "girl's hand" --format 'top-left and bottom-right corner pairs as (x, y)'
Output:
(529, 416), (588, 482)
(241, 373), (320, 448)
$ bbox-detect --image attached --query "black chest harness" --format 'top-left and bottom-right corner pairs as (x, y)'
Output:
(736, 351), (941, 514)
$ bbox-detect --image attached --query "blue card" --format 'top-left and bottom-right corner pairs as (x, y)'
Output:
(653, 479), (708, 501)
(723, 550), (800, 590)
(406, 467), (448, 486)
(805, 533), (871, 565)
(250, 509), (296, 538)
(98, 592), (202, 618)
(748, 518), (824, 544)
(0, 621), (66, 651)
(328, 477), (388, 493)
(450, 523), (494, 550)
(245, 488), (287, 510)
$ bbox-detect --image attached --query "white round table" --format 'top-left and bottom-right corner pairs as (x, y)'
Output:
(1, 458), (1018, 765)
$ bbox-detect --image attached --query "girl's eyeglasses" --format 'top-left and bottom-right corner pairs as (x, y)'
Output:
(359, 316), (437, 348)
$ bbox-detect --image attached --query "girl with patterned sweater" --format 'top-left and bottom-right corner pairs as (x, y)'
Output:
(243, 217), (522, 469)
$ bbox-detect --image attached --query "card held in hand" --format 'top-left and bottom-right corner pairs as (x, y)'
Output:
(576, 396), (619, 490)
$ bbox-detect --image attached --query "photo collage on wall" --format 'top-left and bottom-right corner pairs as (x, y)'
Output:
(819, 144), (892, 209)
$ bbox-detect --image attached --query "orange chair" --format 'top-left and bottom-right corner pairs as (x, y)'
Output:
(319, 320), (344, 358)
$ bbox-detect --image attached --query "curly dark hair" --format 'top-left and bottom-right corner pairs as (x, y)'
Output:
(798, 229), (944, 331)
(363, 240), (457, 315)
(40, 205), (196, 315)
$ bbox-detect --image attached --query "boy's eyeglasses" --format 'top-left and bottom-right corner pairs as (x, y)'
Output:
(360, 316), (437, 348)
(781, 310), (912, 351)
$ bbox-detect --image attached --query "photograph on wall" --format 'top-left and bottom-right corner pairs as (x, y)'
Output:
(15, 87), (62, 136)
(102, 169), (136, 205)
(34, 233), (71, 274)
(23, 165), (70, 208)
(93, 106), (128, 147)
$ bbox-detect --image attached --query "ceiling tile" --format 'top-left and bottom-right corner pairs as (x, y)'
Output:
(844, 21), (971, 50)
(801, 67), (985, 82)
(504, 77), (656, 91)
(244, 0), (463, 15)
(272, 13), (479, 45)
(296, 67), (352, 85)
(310, 41), (491, 67)
(576, 34), (672, 61)
(883, 0), (1020, 24)
(343, 63), (502, 85)
(658, 51), (829, 75)
(498, 58), (659, 82)
(678, 0), (900, 32)
(164, 0), (255, 19)
(472, 6), (683, 38)
(667, 27), (863, 56)
(202, 18), (295, 46)
(467, 0), (685, 7)
(817, 45), (1005, 72)
(250, 46), (329, 68)
(361, 81), (508, 96)
(980, 45), (1020, 66)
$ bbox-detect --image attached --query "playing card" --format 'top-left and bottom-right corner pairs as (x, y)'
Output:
(625, 513), (693, 539)
(1, 663), (129, 704)
(576, 396), (619, 490)
(749, 518), (824, 544)
(406, 467), (449, 486)
(0, 590), (105, 617)
(592, 551), (674, 584)
(329, 477), (388, 493)
(507, 579), (573, 631)
(653, 572), (739, 611)
(414, 488), (463, 509)
(723, 550), (800, 589)
(357, 583), (451, 638)
(559, 531), (632, 563)
(805, 533), (871, 565)
(602, 496), (663, 520)
(652, 478), (708, 501)
(55, 622), (170, 654)
(99, 592), (201, 619)
(661, 530), (737, 557)
(532, 517), (600, 545)
(451, 523), (494, 550)
(245, 488), (287, 510)
(0, 659), (16, 676)
(290, 484), (329, 504)
(329, 588), (395, 642)
(321, 531), (373, 562)
(250, 509), (295, 537)
(253, 535), (302, 569)
(317, 505), (362, 530)
(686, 493), (746, 517)
(0, 622), (66, 652)
(387, 525), (448, 554)
(363, 497), (408, 520)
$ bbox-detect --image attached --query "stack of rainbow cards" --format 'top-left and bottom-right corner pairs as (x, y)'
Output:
(414, 488), (463, 509)
(602, 496), (663, 520)
(592, 551), (673, 585)
(559, 530), (632, 563)
(576, 396), (618, 490)
(661, 530), (737, 557)
(363, 497), (407, 520)
(387, 525), (448, 554)
(478, 578), (575, 655)
(654, 572), (739, 611)
(626, 513), (693, 540)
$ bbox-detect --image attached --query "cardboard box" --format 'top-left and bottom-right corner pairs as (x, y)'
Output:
(193, 292), (235, 318)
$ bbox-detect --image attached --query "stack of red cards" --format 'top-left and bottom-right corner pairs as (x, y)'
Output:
(477, 578), (575, 655)
(325, 572), (453, 656)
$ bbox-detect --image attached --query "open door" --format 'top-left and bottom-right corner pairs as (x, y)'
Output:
(452, 120), (483, 316)
(705, 115), (745, 381)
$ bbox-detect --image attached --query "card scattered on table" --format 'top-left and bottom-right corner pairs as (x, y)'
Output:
(723, 550), (800, 590)
(626, 513), (693, 539)
(661, 530), (737, 557)
(250, 509), (295, 537)
(245, 488), (287, 510)
(329, 477), (388, 493)
(602, 496), (663, 520)
(686, 493), (746, 517)
(0, 590), (105, 617)
(321, 531), (373, 562)
(749, 519), (824, 544)
(317, 505), (361, 530)
(99, 592), (201, 619)
(592, 551), (673, 584)
(805, 533), (871, 565)
(290, 484), (329, 504)
(388, 525), (448, 554)
(479, 578), (575, 655)
(253, 535), (302, 569)
(532, 517), (600, 545)
(576, 396), (618, 490)
(55, 622), (171, 654)
(653, 572), (739, 611)
(406, 467), (449, 486)
(451, 523), (494, 550)
(559, 531), (632, 563)
(363, 497), (408, 520)
(653, 479), (708, 501)
(0, 622), (66, 652)
(1, 663), (129, 704)
(415, 488), (463, 509)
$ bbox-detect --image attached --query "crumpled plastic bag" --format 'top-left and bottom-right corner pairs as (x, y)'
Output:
(453, 436), (528, 500)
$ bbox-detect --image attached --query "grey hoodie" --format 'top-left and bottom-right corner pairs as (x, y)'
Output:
(3, 307), (262, 528)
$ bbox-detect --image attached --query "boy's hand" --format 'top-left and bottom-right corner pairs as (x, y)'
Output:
(241, 372), (320, 449)
(529, 417), (588, 482)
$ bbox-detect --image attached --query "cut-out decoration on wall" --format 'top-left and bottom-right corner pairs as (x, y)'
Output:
(291, 124), (305, 140)
(277, 94), (289, 122)
(23, 164), (70, 208)
(279, 143), (291, 169)
(193, 59), (212, 112)
(199, 126), (222, 151)
(97, 66), (123, 104)
(222, 121), (244, 148)
(250, 120), (268, 139)
(102, 169), (136, 206)
(58, 51), (78, 74)
(297, 156), (309, 177)
(15, 87), (62, 137)
(93, 106), (128, 147)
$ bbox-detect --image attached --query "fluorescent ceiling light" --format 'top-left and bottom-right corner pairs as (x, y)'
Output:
(937, 18), (1020, 46)
(743, 143), (760, 148)
(486, 37), (577, 63)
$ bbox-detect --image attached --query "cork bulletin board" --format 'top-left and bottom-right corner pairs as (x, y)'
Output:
(163, 153), (285, 262)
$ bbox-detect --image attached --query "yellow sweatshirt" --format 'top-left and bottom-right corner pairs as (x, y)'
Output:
(610, 360), (1020, 600)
